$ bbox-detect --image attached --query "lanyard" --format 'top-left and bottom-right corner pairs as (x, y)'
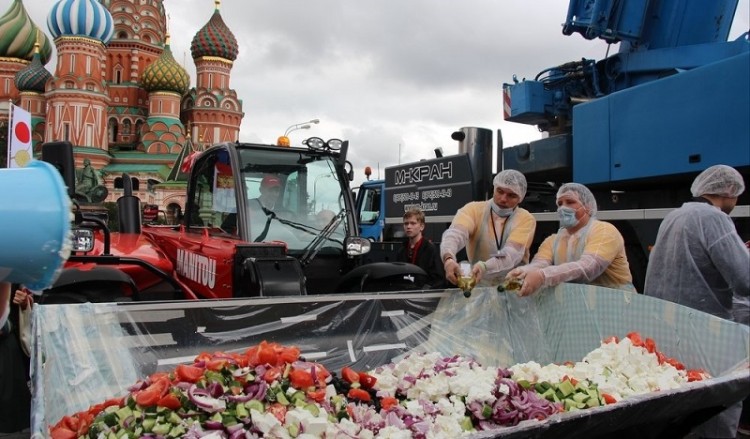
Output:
(491, 211), (507, 252)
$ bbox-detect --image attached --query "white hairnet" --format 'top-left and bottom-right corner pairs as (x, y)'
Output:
(494, 170), (527, 201)
(556, 183), (598, 217)
(690, 165), (745, 198)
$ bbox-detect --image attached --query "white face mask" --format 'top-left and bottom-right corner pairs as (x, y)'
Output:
(557, 206), (580, 228)
(491, 203), (514, 218)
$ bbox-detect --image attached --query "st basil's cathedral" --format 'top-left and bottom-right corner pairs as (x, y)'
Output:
(0, 0), (244, 222)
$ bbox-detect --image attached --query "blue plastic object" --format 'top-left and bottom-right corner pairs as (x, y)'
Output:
(0, 160), (71, 290)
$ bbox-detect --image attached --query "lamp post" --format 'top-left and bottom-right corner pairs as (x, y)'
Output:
(284, 119), (320, 137)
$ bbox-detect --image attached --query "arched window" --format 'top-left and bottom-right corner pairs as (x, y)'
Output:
(134, 120), (144, 141)
(123, 119), (132, 135)
(108, 118), (118, 142)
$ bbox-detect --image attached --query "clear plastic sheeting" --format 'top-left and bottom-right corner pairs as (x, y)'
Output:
(30, 284), (750, 438)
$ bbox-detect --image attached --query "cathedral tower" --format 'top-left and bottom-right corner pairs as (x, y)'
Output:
(183, 0), (243, 145)
(46, 0), (114, 168)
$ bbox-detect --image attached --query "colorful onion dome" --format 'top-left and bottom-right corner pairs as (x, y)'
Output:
(190, 1), (238, 61)
(0, 0), (53, 64)
(14, 43), (52, 93)
(142, 38), (190, 94)
(47, 0), (114, 44)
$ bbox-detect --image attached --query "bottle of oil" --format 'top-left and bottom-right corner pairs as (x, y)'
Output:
(498, 278), (523, 293)
(457, 261), (475, 298)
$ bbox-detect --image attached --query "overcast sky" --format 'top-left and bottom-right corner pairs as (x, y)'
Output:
(17, 0), (750, 186)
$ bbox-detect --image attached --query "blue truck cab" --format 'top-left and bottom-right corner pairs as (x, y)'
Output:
(355, 179), (385, 241)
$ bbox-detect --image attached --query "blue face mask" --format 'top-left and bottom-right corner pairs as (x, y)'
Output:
(557, 206), (580, 228)
(491, 203), (514, 218)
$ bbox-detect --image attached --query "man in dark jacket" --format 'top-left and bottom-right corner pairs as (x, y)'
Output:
(396, 208), (445, 289)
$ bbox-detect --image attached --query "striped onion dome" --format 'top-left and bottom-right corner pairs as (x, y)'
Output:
(190, 0), (237, 61)
(47, 0), (114, 44)
(14, 43), (52, 93)
(142, 38), (190, 94)
(0, 0), (53, 64)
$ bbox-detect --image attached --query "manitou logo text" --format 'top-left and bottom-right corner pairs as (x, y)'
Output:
(176, 249), (216, 288)
(394, 162), (452, 185)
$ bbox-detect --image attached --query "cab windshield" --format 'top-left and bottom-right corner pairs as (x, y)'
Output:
(237, 148), (347, 253)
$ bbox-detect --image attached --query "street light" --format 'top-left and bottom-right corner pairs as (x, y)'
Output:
(284, 119), (320, 136)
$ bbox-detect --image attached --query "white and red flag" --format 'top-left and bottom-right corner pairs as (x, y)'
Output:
(7, 104), (32, 168)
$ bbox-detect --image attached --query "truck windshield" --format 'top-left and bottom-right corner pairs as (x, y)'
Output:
(237, 148), (347, 253)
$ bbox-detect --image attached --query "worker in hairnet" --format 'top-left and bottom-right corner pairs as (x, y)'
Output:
(644, 164), (749, 320)
(440, 169), (536, 286)
(644, 164), (749, 439)
(506, 183), (634, 296)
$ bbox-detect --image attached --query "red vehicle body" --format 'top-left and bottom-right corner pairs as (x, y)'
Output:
(39, 140), (426, 303)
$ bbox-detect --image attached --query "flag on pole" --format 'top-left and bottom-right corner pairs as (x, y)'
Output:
(7, 104), (32, 168)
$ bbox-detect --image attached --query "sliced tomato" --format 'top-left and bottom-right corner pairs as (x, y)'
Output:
(626, 332), (644, 347)
(601, 393), (617, 404)
(150, 376), (171, 396)
(61, 415), (80, 432)
(279, 346), (301, 364)
(687, 369), (707, 382)
(157, 394), (182, 410)
(245, 345), (260, 366)
(306, 388), (327, 403)
(206, 358), (229, 371)
(195, 352), (213, 363)
(229, 352), (248, 368)
(268, 403), (287, 423)
(312, 364), (331, 386)
(88, 397), (122, 418)
(341, 366), (360, 384)
(175, 364), (205, 383)
(136, 388), (161, 407)
(258, 341), (278, 366)
(87, 403), (105, 417)
(655, 351), (667, 364)
(347, 387), (371, 402)
(101, 397), (124, 409)
(380, 396), (398, 410)
(50, 427), (78, 439)
(75, 412), (94, 436)
(603, 336), (619, 344)
(149, 372), (171, 383)
(289, 369), (314, 389)
(644, 338), (657, 354)
(663, 357), (685, 370)
(263, 366), (282, 384)
(358, 372), (377, 389)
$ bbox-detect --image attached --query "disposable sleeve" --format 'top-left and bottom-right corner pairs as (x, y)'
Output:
(483, 241), (525, 274)
(440, 226), (469, 261)
(708, 230), (750, 297)
(529, 235), (555, 269)
(539, 253), (610, 287)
